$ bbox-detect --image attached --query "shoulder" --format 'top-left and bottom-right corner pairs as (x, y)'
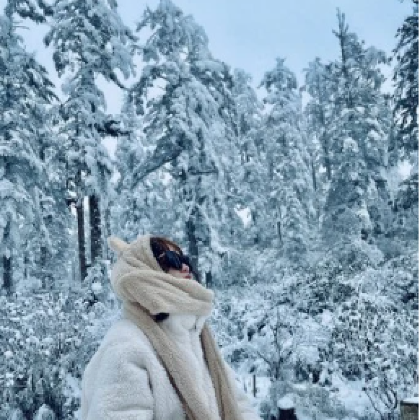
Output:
(94, 318), (155, 364)
(103, 318), (149, 345)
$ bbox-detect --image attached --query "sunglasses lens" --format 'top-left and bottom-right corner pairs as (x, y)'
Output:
(166, 251), (182, 269)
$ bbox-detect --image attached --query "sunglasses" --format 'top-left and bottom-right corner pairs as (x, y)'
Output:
(158, 250), (191, 271)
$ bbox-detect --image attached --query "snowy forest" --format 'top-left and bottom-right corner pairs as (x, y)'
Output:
(0, 0), (418, 419)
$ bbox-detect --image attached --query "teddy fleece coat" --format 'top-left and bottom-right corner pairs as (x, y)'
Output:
(81, 313), (260, 420)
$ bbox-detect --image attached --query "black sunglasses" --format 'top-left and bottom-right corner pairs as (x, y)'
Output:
(158, 250), (191, 271)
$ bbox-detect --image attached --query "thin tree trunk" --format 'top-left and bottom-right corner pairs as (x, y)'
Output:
(181, 166), (200, 276)
(320, 133), (332, 181)
(40, 246), (49, 289)
(76, 199), (87, 282)
(3, 255), (12, 295)
(89, 194), (102, 265)
(205, 271), (213, 288)
(277, 207), (283, 245)
(311, 159), (317, 192)
(103, 202), (112, 260)
(2, 221), (13, 295)
(186, 207), (199, 275)
(251, 210), (259, 244)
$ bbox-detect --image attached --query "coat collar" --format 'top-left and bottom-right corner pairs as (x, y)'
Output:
(161, 313), (208, 338)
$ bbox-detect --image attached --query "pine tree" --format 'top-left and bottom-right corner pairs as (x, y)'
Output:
(0, 10), (57, 293)
(231, 69), (265, 247)
(27, 111), (74, 289)
(304, 58), (334, 182)
(322, 11), (392, 263)
(45, 0), (135, 280)
(259, 58), (315, 263)
(393, 0), (418, 162)
(392, 0), (419, 242)
(127, 0), (238, 283)
(111, 94), (172, 245)
(304, 58), (336, 222)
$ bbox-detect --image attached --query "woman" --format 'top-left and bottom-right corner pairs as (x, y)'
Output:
(81, 234), (260, 420)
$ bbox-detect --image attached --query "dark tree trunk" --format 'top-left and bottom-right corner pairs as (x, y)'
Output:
(186, 207), (199, 275)
(2, 221), (13, 295)
(3, 254), (12, 295)
(205, 271), (213, 288)
(103, 202), (112, 260)
(321, 136), (332, 181)
(251, 210), (260, 244)
(181, 166), (200, 277)
(311, 158), (317, 192)
(76, 200), (87, 281)
(89, 194), (102, 264)
(40, 246), (52, 289)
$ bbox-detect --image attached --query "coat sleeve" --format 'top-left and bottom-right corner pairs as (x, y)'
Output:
(81, 342), (154, 420)
(224, 361), (262, 420)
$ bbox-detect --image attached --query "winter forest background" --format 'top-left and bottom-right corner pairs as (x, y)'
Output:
(0, 0), (418, 419)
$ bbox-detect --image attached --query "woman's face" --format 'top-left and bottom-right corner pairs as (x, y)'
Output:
(167, 246), (192, 280)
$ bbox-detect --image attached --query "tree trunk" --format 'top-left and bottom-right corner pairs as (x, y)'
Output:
(186, 207), (199, 275)
(2, 221), (13, 295)
(321, 135), (332, 181)
(3, 254), (12, 295)
(76, 200), (87, 282)
(103, 201), (112, 259)
(40, 246), (51, 289)
(311, 159), (317, 192)
(205, 271), (213, 288)
(89, 194), (102, 265)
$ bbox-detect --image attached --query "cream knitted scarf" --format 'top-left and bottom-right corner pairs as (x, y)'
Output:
(107, 234), (243, 420)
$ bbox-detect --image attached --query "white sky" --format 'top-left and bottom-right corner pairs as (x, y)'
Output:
(2, 0), (414, 157)
(7, 0), (413, 106)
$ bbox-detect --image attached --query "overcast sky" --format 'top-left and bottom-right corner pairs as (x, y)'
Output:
(131, 0), (412, 88)
(6, 0), (413, 115)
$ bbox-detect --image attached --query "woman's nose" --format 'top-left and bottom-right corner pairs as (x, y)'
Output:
(181, 263), (190, 273)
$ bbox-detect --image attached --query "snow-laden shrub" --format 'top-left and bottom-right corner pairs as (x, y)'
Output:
(213, 262), (418, 420)
(83, 260), (115, 307)
(294, 383), (348, 420)
(0, 290), (116, 420)
(34, 405), (56, 420)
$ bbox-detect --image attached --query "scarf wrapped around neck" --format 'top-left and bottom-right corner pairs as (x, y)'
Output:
(107, 234), (243, 420)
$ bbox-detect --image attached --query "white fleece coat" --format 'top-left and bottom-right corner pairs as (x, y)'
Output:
(81, 313), (260, 420)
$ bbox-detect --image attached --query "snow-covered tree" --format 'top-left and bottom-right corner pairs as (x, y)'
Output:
(393, 0), (418, 164)
(391, 0), (419, 243)
(303, 58), (337, 221)
(0, 10), (57, 293)
(259, 58), (315, 263)
(5, 0), (52, 23)
(45, 0), (135, 279)
(111, 94), (172, 244)
(304, 58), (334, 183)
(127, 0), (238, 283)
(322, 11), (391, 262)
(331, 271), (417, 419)
(231, 69), (266, 248)
(25, 112), (75, 290)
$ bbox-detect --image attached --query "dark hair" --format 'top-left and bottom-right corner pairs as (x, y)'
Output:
(150, 236), (200, 282)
